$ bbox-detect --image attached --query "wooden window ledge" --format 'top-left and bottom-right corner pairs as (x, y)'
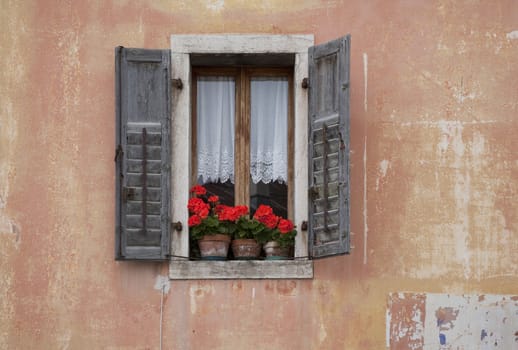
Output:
(169, 259), (313, 280)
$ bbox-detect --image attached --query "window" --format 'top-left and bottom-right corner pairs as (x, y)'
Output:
(192, 68), (292, 217)
(115, 35), (350, 279)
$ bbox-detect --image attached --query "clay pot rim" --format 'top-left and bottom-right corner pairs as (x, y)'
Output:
(232, 238), (259, 244)
(199, 233), (231, 242)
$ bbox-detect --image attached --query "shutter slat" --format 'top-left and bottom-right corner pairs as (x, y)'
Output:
(308, 35), (350, 259)
(115, 46), (171, 260)
(127, 160), (162, 174)
(126, 173), (162, 187)
(126, 201), (162, 215)
(126, 145), (162, 160)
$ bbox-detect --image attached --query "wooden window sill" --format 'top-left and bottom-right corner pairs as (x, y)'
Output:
(168, 259), (313, 280)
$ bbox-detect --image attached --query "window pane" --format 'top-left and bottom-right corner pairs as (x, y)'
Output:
(250, 77), (288, 217)
(196, 76), (235, 185)
(196, 76), (235, 205)
(250, 180), (287, 219)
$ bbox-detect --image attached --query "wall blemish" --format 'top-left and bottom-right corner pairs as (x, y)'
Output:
(506, 30), (518, 40)
(363, 135), (368, 265)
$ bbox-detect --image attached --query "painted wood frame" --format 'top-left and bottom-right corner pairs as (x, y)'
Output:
(169, 34), (313, 279)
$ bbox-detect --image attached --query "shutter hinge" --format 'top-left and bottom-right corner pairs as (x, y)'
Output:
(114, 144), (123, 162)
(309, 186), (319, 199)
(171, 78), (183, 89)
(301, 78), (309, 89)
(171, 221), (183, 232)
(301, 221), (308, 231)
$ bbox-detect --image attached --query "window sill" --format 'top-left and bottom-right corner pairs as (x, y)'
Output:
(168, 259), (313, 280)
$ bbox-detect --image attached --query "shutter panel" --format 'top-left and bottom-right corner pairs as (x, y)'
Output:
(115, 47), (171, 260)
(308, 35), (350, 258)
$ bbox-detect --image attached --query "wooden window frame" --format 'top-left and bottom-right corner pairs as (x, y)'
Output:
(191, 67), (294, 218)
(169, 34), (314, 279)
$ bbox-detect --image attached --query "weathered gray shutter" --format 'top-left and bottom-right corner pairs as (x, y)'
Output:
(115, 47), (171, 260)
(308, 35), (350, 258)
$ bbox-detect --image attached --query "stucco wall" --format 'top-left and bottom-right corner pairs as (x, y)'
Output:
(1, 1), (517, 349)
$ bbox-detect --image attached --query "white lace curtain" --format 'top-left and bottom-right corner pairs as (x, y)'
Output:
(196, 76), (235, 184)
(196, 76), (288, 184)
(250, 77), (288, 184)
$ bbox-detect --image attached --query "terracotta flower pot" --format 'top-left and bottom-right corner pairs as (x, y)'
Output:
(198, 234), (231, 260)
(231, 239), (261, 260)
(263, 241), (292, 260)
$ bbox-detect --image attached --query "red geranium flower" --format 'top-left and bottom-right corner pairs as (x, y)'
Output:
(258, 213), (279, 229)
(234, 205), (249, 217)
(278, 219), (294, 234)
(253, 204), (273, 219)
(188, 215), (202, 227)
(198, 206), (209, 219)
(218, 205), (247, 222)
(208, 195), (219, 203)
(188, 197), (209, 216)
(189, 185), (207, 196)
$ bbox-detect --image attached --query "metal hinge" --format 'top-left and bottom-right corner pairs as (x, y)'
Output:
(171, 78), (183, 89)
(114, 144), (123, 162)
(301, 77), (309, 89)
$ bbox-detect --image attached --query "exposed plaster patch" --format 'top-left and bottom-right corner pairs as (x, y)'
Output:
(375, 160), (390, 191)
(206, 0), (225, 12)
(154, 275), (171, 294)
(0, 100), (20, 247)
(506, 30), (518, 40)
(389, 293), (518, 349)
(318, 313), (328, 344)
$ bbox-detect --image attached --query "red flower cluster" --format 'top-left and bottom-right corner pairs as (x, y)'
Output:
(189, 185), (207, 196)
(218, 205), (248, 222)
(188, 215), (202, 227)
(253, 204), (279, 229)
(277, 218), (295, 234)
(188, 197), (209, 218)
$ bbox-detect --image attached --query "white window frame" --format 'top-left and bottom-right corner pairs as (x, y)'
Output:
(169, 34), (314, 279)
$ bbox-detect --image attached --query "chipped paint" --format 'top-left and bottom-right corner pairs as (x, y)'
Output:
(375, 159), (390, 191)
(154, 275), (171, 294)
(506, 30), (518, 40)
(389, 293), (518, 350)
(206, 0), (225, 12)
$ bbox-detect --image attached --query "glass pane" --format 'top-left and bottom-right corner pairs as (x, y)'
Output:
(196, 76), (235, 205)
(196, 76), (235, 184)
(250, 77), (288, 217)
(204, 180), (234, 207)
(250, 180), (287, 219)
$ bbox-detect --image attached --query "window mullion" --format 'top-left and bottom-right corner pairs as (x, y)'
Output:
(234, 69), (249, 206)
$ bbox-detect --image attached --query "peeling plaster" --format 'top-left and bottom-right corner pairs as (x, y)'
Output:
(206, 0), (225, 12)
(154, 275), (171, 294)
(388, 293), (518, 350)
(506, 30), (518, 40)
(375, 159), (390, 191)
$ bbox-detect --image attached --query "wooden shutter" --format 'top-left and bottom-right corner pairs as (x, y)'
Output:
(308, 35), (350, 258)
(115, 47), (171, 260)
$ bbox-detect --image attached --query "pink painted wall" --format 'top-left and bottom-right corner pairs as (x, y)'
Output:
(1, 1), (517, 349)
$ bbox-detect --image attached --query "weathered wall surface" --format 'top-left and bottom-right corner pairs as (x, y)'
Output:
(1, 1), (517, 349)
